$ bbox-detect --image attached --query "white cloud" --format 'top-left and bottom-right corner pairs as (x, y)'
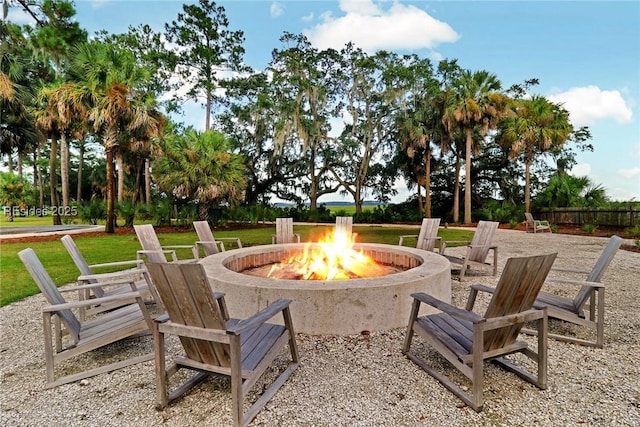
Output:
(270, 2), (284, 18)
(548, 86), (633, 127)
(302, 12), (314, 22)
(618, 168), (640, 179)
(569, 163), (592, 177)
(303, 0), (459, 53)
(607, 186), (640, 202)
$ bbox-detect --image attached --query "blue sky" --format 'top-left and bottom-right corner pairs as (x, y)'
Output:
(9, 0), (640, 202)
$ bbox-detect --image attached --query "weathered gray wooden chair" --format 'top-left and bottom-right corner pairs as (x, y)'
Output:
(193, 220), (242, 257)
(134, 224), (197, 263)
(398, 218), (442, 253)
(335, 216), (353, 236)
(468, 235), (623, 348)
(271, 217), (301, 244)
(145, 262), (300, 427)
(403, 252), (557, 412)
(18, 248), (153, 388)
(525, 212), (552, 233)
(61, 234), (156, 319)
(441, 220), (499, 279)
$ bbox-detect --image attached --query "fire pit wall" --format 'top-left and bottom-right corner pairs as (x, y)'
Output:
(201, 243), (451, 336)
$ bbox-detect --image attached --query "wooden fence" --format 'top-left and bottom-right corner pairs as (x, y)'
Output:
(537, 207), (639, 228)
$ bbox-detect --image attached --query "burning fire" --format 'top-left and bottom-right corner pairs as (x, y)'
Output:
(267, 228), (387, 280)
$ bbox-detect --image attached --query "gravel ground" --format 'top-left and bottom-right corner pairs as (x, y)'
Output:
(1, 230), (639, 426)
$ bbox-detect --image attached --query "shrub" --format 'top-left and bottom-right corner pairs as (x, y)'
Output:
(581, 224), (597, 233)
(78, 199), (106, 225)
(624, 225), (640, 238)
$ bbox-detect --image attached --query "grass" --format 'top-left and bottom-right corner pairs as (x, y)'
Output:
(0, 223), (473, 307)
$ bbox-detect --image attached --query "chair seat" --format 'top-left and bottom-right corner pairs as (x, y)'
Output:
(533, 291), (578, 314)
(226, 319), (287, 373)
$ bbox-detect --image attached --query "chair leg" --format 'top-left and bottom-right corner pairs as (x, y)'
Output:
(229, 336), (244, 427)
(154, 325), (168, 410)
(43, 312), (55, 386)
(596, 288), (605, 348)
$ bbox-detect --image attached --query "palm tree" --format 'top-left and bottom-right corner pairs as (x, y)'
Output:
(443, 70), (508, 224)
(153, 129), (246, 220)
(67, 41), (162, 233)
(497, 95), (573, 212)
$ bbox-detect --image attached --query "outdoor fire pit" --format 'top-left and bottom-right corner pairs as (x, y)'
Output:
(200, 241), (451, 335)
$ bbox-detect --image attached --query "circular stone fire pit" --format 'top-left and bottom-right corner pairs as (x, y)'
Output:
(200, 243), (451, 335)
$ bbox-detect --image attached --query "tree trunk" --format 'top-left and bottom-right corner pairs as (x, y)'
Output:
(116, 152), (124, 202)
(417, 184), (423, 217)
(453, 149), (461, 223)
(49, 135), (61, 225)
(525, 158), (531, 213)
(77, 142), (84, 203)
(60, 133), (69, 207)
(6, 152), (12, 173)
(145, 157), (151, 205)
(464, 128), (473, 224)
(17, 152), (22, 177)
(35, 145), (44, 207)
(424, 148), (432, 218)
(105, 134), (117, 233)
(205, 88), (211, 131)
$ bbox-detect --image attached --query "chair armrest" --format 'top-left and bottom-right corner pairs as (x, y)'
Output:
(42, 291), (142, 312)
(550, 267), (590, 275)
(467, 244), (497, 250)
(227, 299), (293, 335)
(411, 292), (484, 323)
(545, 277), (604, 288)
(469, 284), (497, 294)
(161, 244), (197, 250)
(440, 240), (470, 254)
(215, 237), (242, 248)
(137, 249), (178, 262)
(60, 279), (137, 292)
(89, 259), (143, 269)
(483, 308), (545, 330)
(398, 234), (418, 246)
(195, 240), (225, 252)
(77, 267), (147, 283)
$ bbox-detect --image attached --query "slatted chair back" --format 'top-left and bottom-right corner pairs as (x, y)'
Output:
(60, 235), (105, 297)
(416, 218), (441, 251)
(18, 248), (81, 342)
(134, 224), (169, 263)
(145, 262), (231, 367)
(482, 253), (557, 352)
(573, 235), (623, 309)
(275, 217), (296, 244)
(335, 216), (353, 236)
(467, 221), (499, 263)
(524, 212), (535, 228)
(193, 220), (220, 256)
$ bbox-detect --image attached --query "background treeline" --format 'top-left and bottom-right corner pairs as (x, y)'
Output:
(1, 0), (622, 232)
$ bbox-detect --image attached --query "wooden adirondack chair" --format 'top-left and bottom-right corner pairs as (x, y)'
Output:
(398, 218), (442, 253)
(335, 216), (353, 236)
(18, 248), (153, 388)
(403, 253), (557, 412)
(193, 220), (242, 257)
(468, 235), (623, 348)
(134, 224), (197, 263)
(61, 235), (156, 319)
(145, 262), (300, 427)
(441, 220), (499, 279)
(271, 217), (301, 244)
(525, 213), (552, 233)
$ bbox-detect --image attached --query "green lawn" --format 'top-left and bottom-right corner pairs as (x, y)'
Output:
(0, 223), (473, 307)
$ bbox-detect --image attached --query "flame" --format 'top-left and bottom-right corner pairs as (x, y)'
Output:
(267, 228), (387, 280)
